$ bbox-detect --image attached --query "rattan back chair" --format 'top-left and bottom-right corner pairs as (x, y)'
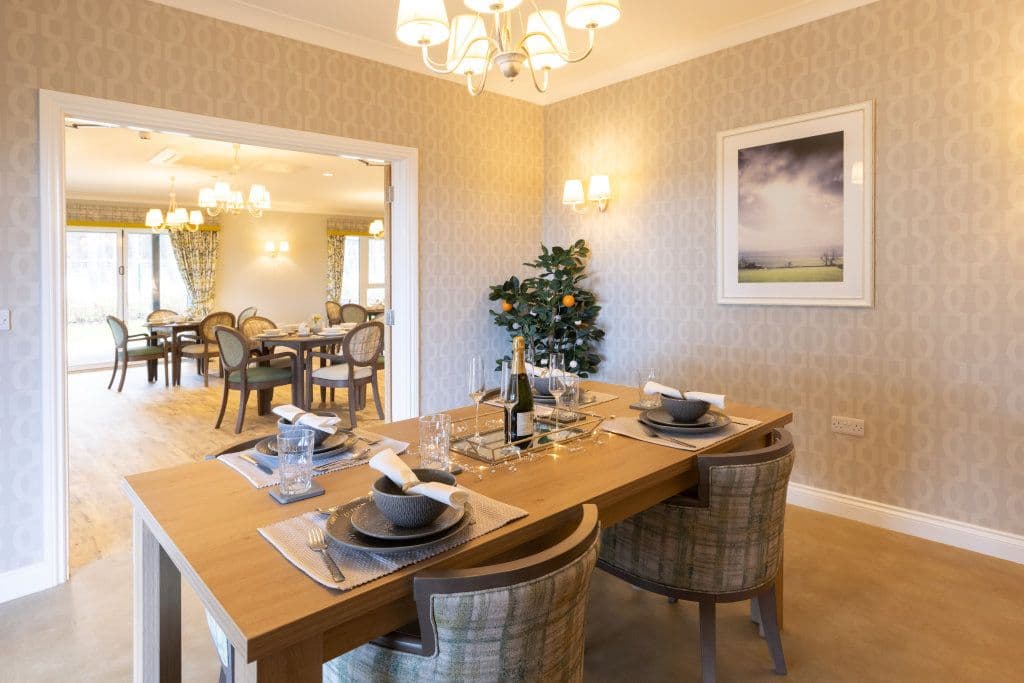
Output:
(340, 303), (368, 323)
(325, 300), (343, 326)
(307, 321), (384, 428)
(597, 429), (795, 682)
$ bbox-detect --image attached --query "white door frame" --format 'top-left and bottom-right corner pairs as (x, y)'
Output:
(37, 89), (419, 590)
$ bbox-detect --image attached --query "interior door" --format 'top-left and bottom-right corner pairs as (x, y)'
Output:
(382, 164), (393, 419)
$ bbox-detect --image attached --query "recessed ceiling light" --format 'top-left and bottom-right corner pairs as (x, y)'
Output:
(160, 130), (190, 137)
(148, 147), (180, 165)
(322, 170), (334, 177)
(127, 125), (151, 132)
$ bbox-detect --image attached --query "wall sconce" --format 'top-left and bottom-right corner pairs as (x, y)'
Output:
(264, 240), (289, 257)
(368, 219), (384, 239)
(562, 175), (611, 213)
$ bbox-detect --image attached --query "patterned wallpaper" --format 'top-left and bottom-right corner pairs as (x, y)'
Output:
(0, 0), (542, 573)
(544, 0), (1024, 535)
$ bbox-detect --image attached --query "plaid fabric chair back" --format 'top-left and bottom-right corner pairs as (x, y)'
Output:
(214, 326), (249, 371)
(199, 311), (234, 343)
(325, 301), (342, 325)
(342, 322), (384, 366)
(106, 315), (128, 347)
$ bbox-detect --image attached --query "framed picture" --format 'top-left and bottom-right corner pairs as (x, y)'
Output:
(716, 101), (874, 307)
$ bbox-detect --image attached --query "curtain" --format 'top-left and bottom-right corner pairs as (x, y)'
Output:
(168, 230), (219, 317)
(326, 233), (346, 301)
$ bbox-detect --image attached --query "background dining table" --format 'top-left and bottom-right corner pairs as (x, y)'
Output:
(123, 381), (792, 682)
(144, 320), (202, 386)
(257, 330), (357, 410)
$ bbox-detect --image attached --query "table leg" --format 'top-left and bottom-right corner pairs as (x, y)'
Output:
(257, 388), (273, 415)
(297, 347), (310, 410)
(148, 359), (158, 383)
(133, 510), (181, 682)
(233, 635), (322, 682)
(172, 331), (182, 386)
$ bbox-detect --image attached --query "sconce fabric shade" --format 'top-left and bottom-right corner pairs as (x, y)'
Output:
(525, 10), (569, 71)
(369, 219), (384, 237)
(198, 188), (216, 208)
(562, 179), (585, 205)
(587, 175), (611, 201)
(464, 0), (522, 13)
(264, 241), (276, 253)
(396, 0), (450, 46)
(213, 181), (232, 202)
(188, 210), (204, 226)
(278, 240), (289, 253)
(447, 14), (490, 75)
(248, 184), (271, 210)
(565, 0), (621, 29)
(145, 209), (163, 228)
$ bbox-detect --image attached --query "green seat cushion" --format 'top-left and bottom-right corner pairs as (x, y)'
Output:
(125, 345), (165, 358)
(227, 366), (293, 384)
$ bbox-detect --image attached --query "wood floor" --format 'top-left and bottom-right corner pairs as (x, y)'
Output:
(68, 360), (386, 570)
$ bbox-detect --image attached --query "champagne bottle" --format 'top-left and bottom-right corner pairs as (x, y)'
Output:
(505, 336), (535, 443)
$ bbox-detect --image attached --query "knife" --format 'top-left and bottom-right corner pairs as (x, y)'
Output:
(641, 424), (697, 450)
(240, 453), (274, 475)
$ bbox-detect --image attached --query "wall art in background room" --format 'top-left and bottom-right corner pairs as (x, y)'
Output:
(717, 101), (874, 306)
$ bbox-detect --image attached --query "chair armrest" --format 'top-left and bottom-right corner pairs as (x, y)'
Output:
(370, 624), (426, 656)
(308, 351), (346, 363)
(126, 333), (151, 342)
(248, 351), (295, 366)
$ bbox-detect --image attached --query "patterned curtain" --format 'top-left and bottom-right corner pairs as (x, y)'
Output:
(168, 230), (219, 316)
(326, 233), (346, 301)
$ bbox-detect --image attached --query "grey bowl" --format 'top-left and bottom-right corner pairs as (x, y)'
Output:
(533, 376), (553, 396)
(372, 468), (457, 529)
(660, 395), (710, 423)
(277, 411), (338, 448)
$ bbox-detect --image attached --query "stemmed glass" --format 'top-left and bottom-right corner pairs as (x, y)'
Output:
(468, 355), (486, 444)
(549, 353), (566, 436)
(561, 373), (584, 452)
(498, 360), (521, 457)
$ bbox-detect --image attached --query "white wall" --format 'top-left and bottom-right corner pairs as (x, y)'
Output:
(216, 210), (339, 326)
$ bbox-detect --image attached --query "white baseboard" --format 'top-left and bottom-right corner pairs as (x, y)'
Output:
(0, 562), (60, 605)
(787, 483), (1024, 565)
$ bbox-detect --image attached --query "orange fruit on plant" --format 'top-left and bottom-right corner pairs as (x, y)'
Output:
(561, 294), (576, 307)
(501, 300), (513, 312)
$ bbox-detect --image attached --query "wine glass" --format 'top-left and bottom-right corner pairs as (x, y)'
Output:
(561, 374), (584, 452)
(468, 355), (486, 444)
(548, 353), (566, 436)
(498, 361), (521, 457)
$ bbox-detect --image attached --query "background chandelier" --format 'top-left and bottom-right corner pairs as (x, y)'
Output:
(198, 143), (272, 218)
(369, 219), (385, 238)
(145, 176), (203, 233)
(396, 0), (621, 96)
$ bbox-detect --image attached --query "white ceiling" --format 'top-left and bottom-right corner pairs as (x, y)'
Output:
(65, 124), (386, 215)
(152, 0), (877, 105)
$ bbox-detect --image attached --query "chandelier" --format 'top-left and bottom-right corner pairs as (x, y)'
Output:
(395, 0), (621, 96)
(198, 143), (272, 218)
(145, 176), (203, 233)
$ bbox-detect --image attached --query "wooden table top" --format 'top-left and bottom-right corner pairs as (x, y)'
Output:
(122, 381), (791, 664)
(144, 320), (201, 329)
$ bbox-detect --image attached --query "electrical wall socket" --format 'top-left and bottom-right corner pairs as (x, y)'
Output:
(831, 415), (864, 437)
(0, 308), (9, 331)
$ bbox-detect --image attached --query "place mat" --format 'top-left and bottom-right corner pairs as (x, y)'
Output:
(485, 389), (618, 410)
(601, 415), (761, 452)
(258, 488), (528, 591)
(217, 434), (408, 489)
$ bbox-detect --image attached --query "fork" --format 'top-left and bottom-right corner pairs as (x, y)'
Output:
(641, 425), (697, 450)
(307, 526), (344, 582)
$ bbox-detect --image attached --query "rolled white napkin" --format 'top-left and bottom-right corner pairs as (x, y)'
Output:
(525, 362), (571, 379)
(369, 449), (467, 508)
(643, 381), (726, 410)
(272, 404), (340, 434)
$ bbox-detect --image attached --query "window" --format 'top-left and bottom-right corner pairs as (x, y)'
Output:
(340, 234), (387, 307)
(341, 236), (360, 304)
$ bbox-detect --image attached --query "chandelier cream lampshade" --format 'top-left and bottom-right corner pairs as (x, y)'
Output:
(198, 144), (271, 218)
(146, 176), (203, 233)
(369, 219), (385, 238)
(396, 0), (621, 96)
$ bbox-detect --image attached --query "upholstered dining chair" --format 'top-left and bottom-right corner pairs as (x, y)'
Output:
(145, 309), (178, 346)
(212, 326), (297, 433)
(179, 311), (234, 386)
(237, 306), (257, 325)
(105, 315), (169, 392)
(204, 504), (600, 683)
(597, 429), (795, 683)
(238, 315), (291, 367)
(325, 300), (343, 326)
(340, 303), (368, 323)
(307, 321), (385, 427)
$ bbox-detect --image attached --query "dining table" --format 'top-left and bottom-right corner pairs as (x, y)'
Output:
(256, 328), (356, 410)
(144, 320), (202, 386)
(123, 381), (792, 681)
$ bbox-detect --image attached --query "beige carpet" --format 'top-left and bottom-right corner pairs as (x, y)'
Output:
(2, 505), (1021, 682)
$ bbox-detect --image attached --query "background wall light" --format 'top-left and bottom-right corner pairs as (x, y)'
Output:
(264, 240), (289, 257)
(562, 175), (611, 213)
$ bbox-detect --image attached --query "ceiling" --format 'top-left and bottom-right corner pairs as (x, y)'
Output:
(152, 0), (877, 105)
(65, 123), (386, 216)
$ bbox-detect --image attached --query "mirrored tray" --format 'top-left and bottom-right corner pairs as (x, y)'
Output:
(449, 408), (604, 464)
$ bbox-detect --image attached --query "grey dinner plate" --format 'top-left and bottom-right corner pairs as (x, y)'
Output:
(326, 508), (471, 555)
(639, 411), (731, 435)
(254, 434), (358, 461)
(350, 502), (465, 541)
(534, 391), (597, 406)
(641, 409), (718, 429)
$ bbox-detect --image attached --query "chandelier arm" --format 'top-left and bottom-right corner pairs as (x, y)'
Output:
(466, 63), (493, 96)
(522, 52), (550, 94)
(420, 36), (499, 75)
(517, 27), (595, 64)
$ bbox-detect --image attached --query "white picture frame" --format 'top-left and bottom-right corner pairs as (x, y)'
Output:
(716, 101), (874, 307)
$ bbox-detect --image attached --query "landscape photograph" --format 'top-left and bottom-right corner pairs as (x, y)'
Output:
(736, 130), (845, 283)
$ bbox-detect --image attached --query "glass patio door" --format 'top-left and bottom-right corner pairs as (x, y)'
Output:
(66, 229), (188, 370)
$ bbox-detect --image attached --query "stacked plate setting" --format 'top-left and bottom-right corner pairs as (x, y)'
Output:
(638, 408), (732, 434)
(325, 503), (469, 555)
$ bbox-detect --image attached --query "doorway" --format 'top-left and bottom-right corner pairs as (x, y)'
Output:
(33, 90), (420, 595)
